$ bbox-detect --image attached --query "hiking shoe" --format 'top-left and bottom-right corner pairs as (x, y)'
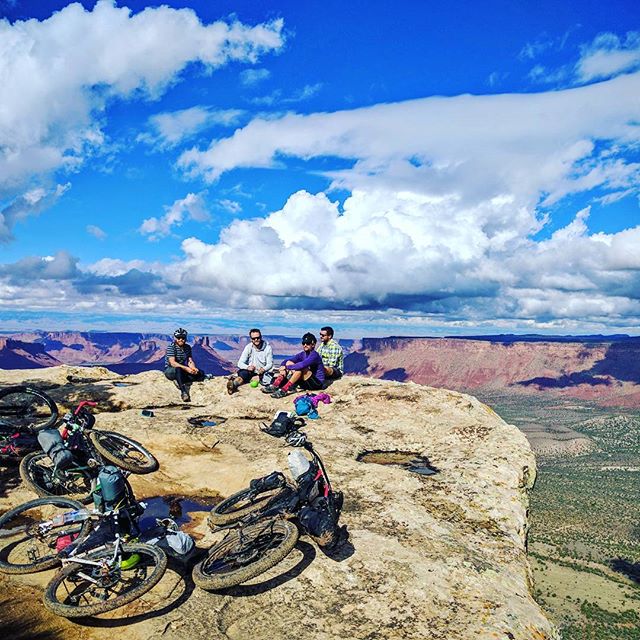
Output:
(261, 384), (277, 394)
(181, 390), (190, 402)
(226, 378), (236, 395)
(271, 388), (290, 399)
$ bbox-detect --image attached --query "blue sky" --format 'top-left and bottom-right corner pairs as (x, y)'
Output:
(0, 0), (639, 337)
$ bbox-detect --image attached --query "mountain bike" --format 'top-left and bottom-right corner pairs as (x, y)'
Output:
(0, 495), (167, 617)
(0, 385), (58, 433)
(192, 431), (344, 591)
(43, 533), (166, 618)
(19, 401), (159, 503)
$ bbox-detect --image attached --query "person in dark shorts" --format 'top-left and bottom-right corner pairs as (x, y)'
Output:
(262, 332), (325, 399)
(318, 326), (344, 382)
(227, 328), (273, 395)
(164, 328), (205, 402)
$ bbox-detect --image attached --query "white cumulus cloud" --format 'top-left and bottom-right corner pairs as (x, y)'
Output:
(577, 31), (640, 82)
(0, 0), (284, 192)
(140, 192), (211, 241)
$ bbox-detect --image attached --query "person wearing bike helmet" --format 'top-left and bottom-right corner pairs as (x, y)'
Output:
(164, 328), (205, 402)
(262, 332), (325, 399)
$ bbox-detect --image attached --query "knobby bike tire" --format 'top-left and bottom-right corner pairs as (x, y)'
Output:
(192, 519), (298, 591)
(19, 452), (94, 504)
(43, 542), (167, 618)
(208, 484), (294, 528)
(0, 386), (58, 432)
(87, 430), (159, 474)
(0, 496), (89, 574)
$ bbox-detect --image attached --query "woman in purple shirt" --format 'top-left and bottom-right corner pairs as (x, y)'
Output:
(263, 332), (325, 398)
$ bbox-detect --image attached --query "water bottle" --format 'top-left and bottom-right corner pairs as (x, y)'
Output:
(288, 450), (311, 480)
(51, 509), (90, 527)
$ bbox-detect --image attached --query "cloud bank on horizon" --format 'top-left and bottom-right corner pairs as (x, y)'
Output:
(0, 0), (638, 336)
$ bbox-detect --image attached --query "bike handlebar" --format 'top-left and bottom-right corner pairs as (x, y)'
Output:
(74, 400), (97, 415)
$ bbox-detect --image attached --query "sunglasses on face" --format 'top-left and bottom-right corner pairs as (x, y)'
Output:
(251, 336), (262, 341)
(175, 337), (186, 341)
(302, 341), (314, 346)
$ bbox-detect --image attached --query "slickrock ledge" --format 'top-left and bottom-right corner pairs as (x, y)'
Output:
(0, 366), (559, 640)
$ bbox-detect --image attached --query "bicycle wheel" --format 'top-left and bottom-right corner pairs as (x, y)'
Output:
(0, 496), (89, 574)
(20, 452), (94, 504)
(208, 484), (295, 528)
(43, 542), (167, 618)
(192, 519), (298, 591)
(0, 386), (58, 432)
(87, 430), (159, 474)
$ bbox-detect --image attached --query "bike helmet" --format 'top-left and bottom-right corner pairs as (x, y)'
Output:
(285, 430), (308, 447)
(173, 328), (188, 339)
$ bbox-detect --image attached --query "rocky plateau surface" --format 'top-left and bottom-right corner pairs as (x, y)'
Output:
(0, 366), (559, 640)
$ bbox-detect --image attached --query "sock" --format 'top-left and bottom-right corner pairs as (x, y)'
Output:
(272, 375), (285, 388)
(282, 380), (294, 392)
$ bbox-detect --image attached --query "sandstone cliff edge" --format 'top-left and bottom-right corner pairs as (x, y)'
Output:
(0, 366), (559, 640)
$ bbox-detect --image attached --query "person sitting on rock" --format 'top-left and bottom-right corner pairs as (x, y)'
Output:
(164, 328), (205, 403)
(227, 328), (273, 395)
(317, 326), (344, 383)
(263, 332), (325, 399)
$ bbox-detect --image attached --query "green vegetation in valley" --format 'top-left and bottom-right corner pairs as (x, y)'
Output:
(475, 391), (640, 639)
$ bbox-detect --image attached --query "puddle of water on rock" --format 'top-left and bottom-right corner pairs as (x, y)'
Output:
(356, 450), (438, 476)
(139, 495), (216, 530)
(188, 415), (227, 429)
(113, 382), (135, 387)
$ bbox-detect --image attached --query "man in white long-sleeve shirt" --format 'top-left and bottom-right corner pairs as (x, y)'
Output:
(227, 328), (273, 395)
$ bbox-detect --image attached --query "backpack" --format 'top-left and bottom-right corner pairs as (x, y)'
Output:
(298, 491), (347, 551)
(293, 395), (318, 419)
(261, 411), (306, 438)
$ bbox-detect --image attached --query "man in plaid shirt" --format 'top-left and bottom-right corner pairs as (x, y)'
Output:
(318, 326), (344, 381)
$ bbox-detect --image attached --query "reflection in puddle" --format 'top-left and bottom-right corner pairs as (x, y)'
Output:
(356, 450), (438, 476)
(139, 495), (218, 531)
(188, 415), (227, 428)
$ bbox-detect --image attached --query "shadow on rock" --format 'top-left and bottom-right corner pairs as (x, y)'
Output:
(74, 558), (196, 627)
(218, 540), (317, 597)
(0, 465), (20, 498)
(609, 557), (640, 584)
(0, 596), (61, 640)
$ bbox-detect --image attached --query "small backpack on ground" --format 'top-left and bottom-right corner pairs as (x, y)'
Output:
(293, 395), (319, 419)
(261, 411), (306, 438)
(37, 428), (73, 470)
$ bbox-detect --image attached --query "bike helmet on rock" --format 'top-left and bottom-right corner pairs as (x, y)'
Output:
(285, 430), (308, 447)
(173, 328), (188, 339)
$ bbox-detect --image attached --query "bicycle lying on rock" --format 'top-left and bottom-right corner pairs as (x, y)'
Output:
(19, 400), (159, 503)
(0, 474), (168, 617)
(192, 429), (347, 591)
(0, 385), (59, 463)
(0, 385), (59, 433)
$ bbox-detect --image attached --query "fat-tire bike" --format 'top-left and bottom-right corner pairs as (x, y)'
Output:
(0, 385), (59, 433)
(192, 431), (344, 591)
(19, 401), (159, 503)
(0, 495), (167, 617)
(0, 386), (58, 463)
